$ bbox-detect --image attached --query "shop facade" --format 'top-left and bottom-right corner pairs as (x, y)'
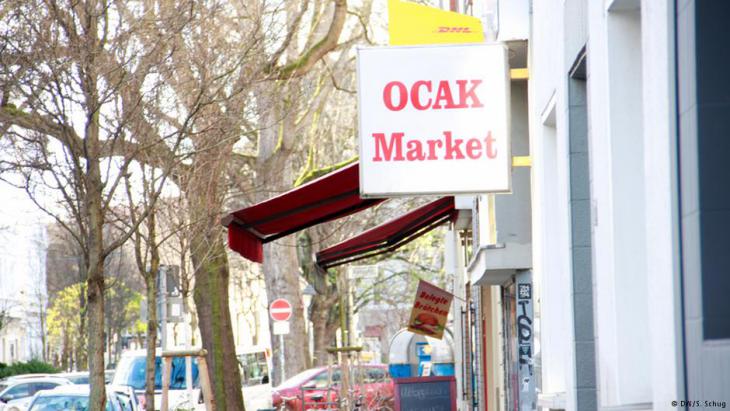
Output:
(447, 0), (730, 410)
(223, 1), (730, 410)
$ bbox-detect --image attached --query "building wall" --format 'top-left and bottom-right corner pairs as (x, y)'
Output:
(530, 0), (690, 410)
(528, 1), (589, 410)
(679, 1), (730, 406)
(641, 0), (685, 407)
(459, 1), (730, 410)
(586, 2), (653, 407)
(0, 184), (48, 364)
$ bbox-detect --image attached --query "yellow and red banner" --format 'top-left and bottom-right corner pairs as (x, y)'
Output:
(407, 280), (454, 339)
(388, 0), (484, 46)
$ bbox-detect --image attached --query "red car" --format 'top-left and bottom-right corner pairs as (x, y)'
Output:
(272, 365), (394, 410)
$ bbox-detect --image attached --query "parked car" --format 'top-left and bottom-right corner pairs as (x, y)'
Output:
(111, 350), (199, 411)
(271, 365), (394, 411)
(0, 376), (72, 411)
(236, 346), (273, 411)
(109, 385), (140, 411)
(25, 384), (124, 411)
(57, 372), (89, 385)
(105, 370), (115, 385)
(112, 348), (272, 411)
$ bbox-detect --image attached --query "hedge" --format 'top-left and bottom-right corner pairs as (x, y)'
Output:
(0, 360), (59, 379)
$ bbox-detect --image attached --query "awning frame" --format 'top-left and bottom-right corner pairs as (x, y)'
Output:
(316, 197), (456, 269)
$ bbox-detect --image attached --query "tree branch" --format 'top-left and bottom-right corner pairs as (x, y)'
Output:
(0, 106), (84, 156)
(266, 0), (348, 80)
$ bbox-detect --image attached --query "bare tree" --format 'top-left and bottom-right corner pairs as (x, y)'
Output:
(122, 167), (165, 411)
(3, 0), (371, 407)
(238, 0), (375, 381)
(1, 0), (195, 407)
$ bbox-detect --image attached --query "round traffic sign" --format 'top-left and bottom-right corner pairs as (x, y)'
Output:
(269, 298), (292, 322)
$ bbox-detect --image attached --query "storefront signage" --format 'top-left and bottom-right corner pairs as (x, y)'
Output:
(516, 271), (536, 410)
(394, 376), (456, 411)
(388, 0), (484, 46)
(358, 43), (510, 197)
(407, 280), (453, 339)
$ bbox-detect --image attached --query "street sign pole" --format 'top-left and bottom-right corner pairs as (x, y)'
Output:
(160, 266), (167, 350)
(270, 298), (293, 384)
(185, 307), (193, 408)
(280, 334), (285, 381)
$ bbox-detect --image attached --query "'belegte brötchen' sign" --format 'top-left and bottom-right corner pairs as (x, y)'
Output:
(407, 280), (453, 339)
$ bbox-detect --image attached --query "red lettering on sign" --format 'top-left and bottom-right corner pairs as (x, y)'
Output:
(382, 79), (484, 111)
(443, 131), (465, 160)
(383, 81), (407, 111)
(485, 131), (497, 159)
(410, 80), (432, 110)
(426, 139), (443, 160)
(435, 26), (473, 33)
(457, 79), (484, 108)
(433, 81), (457, 109)
(372, 131), (497, 163)
(406, 140), (426, 161)
(372, 132), (405, 162)
(466, 138), (482, 159)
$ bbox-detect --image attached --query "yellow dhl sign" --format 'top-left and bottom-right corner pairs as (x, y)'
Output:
(388, 0), (484, 46)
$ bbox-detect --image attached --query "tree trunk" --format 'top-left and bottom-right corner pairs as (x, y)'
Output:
(39, 306), (47, 362)
(62, 326), (70, 370)
(180, 288), (196, 346)
(191, 235), (245, 411)
(107, 325), (112, 365)
(309, 293), (339, 367)
(78, 263), (88, 370)
(263, 241), (310, 386)
(87, 256), (107, 409)
(145, 273), (158, 411)
(87, 115), (107, 410)
(255, 87), (311, 385)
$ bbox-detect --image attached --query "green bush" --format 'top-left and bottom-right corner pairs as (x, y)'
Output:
(0, 359), (59, 379)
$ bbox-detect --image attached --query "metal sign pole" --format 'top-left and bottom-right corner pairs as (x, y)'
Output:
(160, 266), (167, 351)
(279, 333), (286, 381)
(270, 299), (292, 384)
(186, 317), (193, 408)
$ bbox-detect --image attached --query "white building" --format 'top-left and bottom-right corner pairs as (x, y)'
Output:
(444, 0), (730, 410)
(0, 183), (48, 364)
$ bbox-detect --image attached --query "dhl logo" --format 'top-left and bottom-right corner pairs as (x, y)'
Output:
(434, 26), (474, 33)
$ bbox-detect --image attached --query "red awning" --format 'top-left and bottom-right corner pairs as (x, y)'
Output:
(222, 162), (383, 263)
(315, 197), (456, 269)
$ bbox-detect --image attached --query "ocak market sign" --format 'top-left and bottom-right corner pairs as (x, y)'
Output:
(357, 43), (510, 196)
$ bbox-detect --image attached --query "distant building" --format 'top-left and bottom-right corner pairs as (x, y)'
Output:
(0, 183), (48, 364)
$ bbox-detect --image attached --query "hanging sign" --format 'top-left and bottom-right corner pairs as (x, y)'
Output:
(357, 43), (510, 197)
(407, 280), (453, 339)
(388, 0), (484, 46)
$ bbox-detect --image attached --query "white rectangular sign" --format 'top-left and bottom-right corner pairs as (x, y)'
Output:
(357, 43), (510, 196)
(272, 321), (290, 335)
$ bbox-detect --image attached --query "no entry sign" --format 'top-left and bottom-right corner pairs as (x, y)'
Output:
(269, 298), (292, 322)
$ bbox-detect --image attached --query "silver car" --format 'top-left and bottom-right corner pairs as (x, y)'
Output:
(109, 385), (140, 411)
(26, 385), (124, 411)
(0, 377), (72, 410)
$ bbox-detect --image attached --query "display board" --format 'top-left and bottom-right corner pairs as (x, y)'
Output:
(394, 376), (456, 411)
